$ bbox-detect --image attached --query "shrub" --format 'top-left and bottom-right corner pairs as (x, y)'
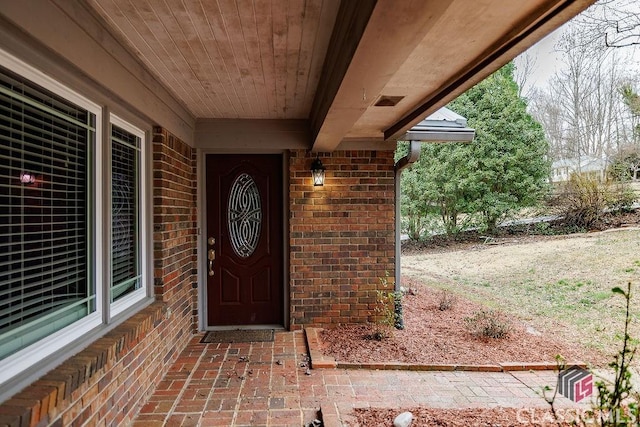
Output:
(533, 221), (554, 235)
(437, 289), (457, 311)
(593, 283), (639, 426)
(370, 290), (397, 340)
(464, 309), (511, 339)
(606, 182), (637, 213)
(547, 283), (640, 427)
(558, 175), (638, 229)
(370, 274), (400, 340)
(560, 175), (608, 229)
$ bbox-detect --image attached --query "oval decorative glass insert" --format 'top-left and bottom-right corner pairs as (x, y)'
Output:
(228, 173), (262, 258)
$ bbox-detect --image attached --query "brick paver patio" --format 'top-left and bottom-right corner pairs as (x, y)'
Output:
(133, 331), (584, 426)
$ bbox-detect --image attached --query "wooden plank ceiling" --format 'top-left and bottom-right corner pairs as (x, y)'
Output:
(87, 0), (595, 151)
(89, 0), (339, 120)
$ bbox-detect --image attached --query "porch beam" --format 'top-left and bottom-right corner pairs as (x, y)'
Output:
(195, 119), (309, 151)
(383, 0), (595, 141)
(309, 0), (376, 152)
(310, 0), (451, 153)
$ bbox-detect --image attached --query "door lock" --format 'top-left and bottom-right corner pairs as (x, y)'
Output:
(207, 237), (216, 276)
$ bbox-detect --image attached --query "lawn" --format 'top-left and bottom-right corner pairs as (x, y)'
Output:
(401, 229), (640, 357)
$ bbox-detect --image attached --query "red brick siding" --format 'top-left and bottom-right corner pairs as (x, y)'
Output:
(152, 127), (199, 331)
(0, 128), (198, 427)
(289, 149), (396, 329)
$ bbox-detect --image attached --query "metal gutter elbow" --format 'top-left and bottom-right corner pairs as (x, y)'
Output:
(395, 141), (421, 173)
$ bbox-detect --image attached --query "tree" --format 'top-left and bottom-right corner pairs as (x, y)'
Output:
(610, 144), (640, 180)
(400, 63), (550, 235)
(400, 142), (475, 236)
(620, 82), (640, 143)
(528, 88), (568, 160)
(397, 148), (440, 238)
(527, 27), (634, 164)
(449, 63), (550, 231)
(577, 0), (640, 48)
(610, 84), (640, 180)
(514, 51), (537, 99)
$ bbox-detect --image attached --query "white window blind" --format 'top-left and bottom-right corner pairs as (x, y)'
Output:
(111, 124), (141, 302)
(0, 48), (152, 398)
(0, 65), (96, 359)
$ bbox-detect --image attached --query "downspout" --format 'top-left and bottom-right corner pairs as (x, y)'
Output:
(394, 141), (421, 292)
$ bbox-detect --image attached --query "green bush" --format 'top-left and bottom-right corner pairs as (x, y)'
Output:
(370, 274), (400, 340)
(547, 283), (640, 426)
(606, 182), (637, 213)
(401, 214), (447, 241)
(533, 221), (555, 235)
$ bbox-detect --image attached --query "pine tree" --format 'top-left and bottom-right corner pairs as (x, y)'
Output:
(400, 62), (550, 235)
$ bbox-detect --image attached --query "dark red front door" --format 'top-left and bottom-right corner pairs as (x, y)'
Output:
(205, 154), (283, 326)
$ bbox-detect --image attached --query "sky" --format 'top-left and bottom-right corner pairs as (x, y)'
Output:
(518, 29), (563, 91)
(516, 0), (640, 93)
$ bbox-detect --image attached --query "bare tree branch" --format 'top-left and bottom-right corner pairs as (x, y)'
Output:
(577, 0), (640, 48)
(528, 29), (636, 162)
(514, 52), (538, 98)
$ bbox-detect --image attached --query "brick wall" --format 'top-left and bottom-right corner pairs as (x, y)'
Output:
(289, 149), (396, 329)
(0, 128), (198, 426)
(152, 127), (199, 332)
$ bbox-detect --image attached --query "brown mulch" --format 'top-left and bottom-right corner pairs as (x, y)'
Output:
(319, 278), (605, 367)
(321, 281), (606, 426)
(350, 407), (586, 426)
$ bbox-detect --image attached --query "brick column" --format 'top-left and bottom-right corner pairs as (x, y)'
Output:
(152, 127), (199, 331)
(289, 150), (395, 329)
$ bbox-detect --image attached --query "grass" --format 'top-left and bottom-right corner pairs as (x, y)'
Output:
(402, 229), (640, 357)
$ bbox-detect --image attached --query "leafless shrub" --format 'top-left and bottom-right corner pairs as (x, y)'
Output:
(437, 289), (456, 311)
(464, 309), (511, 339)
(559, 175), (608, 229)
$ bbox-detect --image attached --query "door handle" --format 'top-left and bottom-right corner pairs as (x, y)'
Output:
(208, 237), (216, 276)
(208, 249), (215, 276)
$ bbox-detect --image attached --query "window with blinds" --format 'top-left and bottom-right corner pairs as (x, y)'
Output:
(111, 124), (141, 302)
(0, 49), (150, 393)
(0, 65), (96, 359)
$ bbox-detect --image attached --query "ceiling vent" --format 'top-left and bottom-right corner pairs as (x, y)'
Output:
(374, 95), (404, 107)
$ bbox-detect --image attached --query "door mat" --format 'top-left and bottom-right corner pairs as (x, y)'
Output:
(200, 329), (274, 343)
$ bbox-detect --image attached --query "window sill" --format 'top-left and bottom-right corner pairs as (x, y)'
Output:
(0, 300), (166, 426)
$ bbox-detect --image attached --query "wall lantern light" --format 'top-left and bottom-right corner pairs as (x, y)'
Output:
(20, 172), (36, 184)
(310, 155), (326, 186)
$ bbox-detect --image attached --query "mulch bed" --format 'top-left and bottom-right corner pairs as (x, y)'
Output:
(350, 407), (586, 426)
(319, 279), (605, 367)
(322, 283), (606, 426)
(401, 209), (640, 256)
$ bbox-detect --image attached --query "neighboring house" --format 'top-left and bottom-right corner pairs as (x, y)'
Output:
(551, 156), (609, 183)
(0, 1), (594, 425)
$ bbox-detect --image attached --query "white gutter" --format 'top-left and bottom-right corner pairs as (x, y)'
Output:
(393, 108), (475, 293)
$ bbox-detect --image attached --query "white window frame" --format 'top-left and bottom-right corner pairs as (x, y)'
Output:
(0, 48), (150, 390)
(109, 114), (148, 318)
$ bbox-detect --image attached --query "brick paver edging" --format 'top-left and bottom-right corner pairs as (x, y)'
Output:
(305, 328), (587, 372)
